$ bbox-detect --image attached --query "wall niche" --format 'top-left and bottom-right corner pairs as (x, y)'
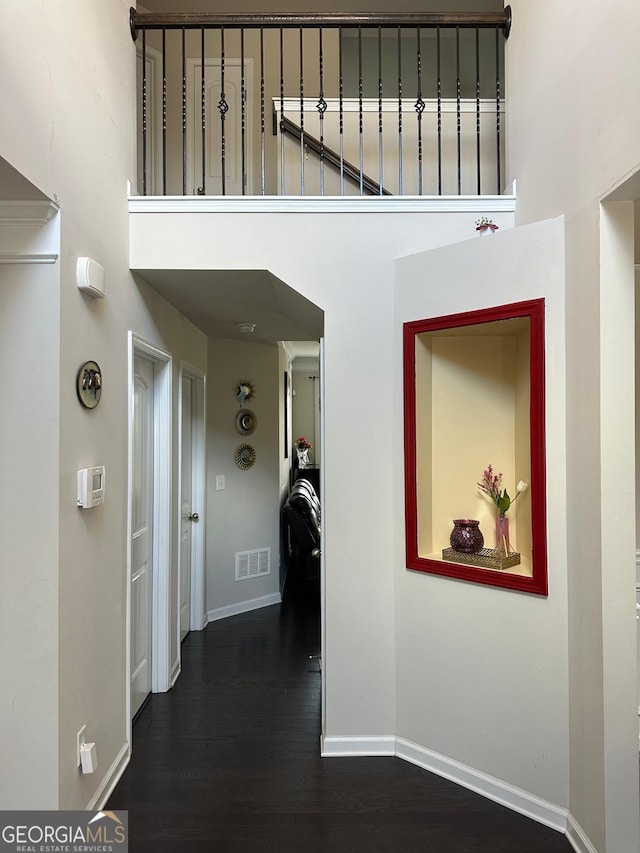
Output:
(403, 299), (548, 595)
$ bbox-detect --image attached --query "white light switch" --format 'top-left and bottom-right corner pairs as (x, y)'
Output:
(216, 475), (225, 491)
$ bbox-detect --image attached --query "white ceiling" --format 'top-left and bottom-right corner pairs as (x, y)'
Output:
(134, 267), (324, 346)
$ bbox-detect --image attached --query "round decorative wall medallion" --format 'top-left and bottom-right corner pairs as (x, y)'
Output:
(235, 443), (256, 471)
(235, 380), (256, 406)
(236, 408), (257, 436)
(76, 360), (102, 409)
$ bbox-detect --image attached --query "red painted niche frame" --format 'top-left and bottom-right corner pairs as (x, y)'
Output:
(403, 298), (548, 596)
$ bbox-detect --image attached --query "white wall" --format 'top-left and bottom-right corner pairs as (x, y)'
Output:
(130, 203), (515, 740)
(507, 2), (640, 849)
(291, 371), (316, 462)
(394, 217), (569, 813)
(0, 259), (60, 808)
(0, 0), (208, 810)
(206, 337), (281, 615)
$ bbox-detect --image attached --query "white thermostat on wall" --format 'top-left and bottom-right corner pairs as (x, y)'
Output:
(77, 466), (106, 508)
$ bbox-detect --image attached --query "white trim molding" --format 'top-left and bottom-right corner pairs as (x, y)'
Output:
(321, 736), (395, 757)
(178, 361), (207, 635)
(321, 735), (569, 836)
(129, 194), (516, 215)
(207, 592), (281, 623)
(0, 252), (58, 264)
(87, 743), (130, 812)
(395, 738), (567, 833)
(0, 199), (59, 224)
(126, 333), (173, 750)
(566, 813), (598, 853)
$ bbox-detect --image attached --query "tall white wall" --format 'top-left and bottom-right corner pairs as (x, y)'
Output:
(206, 337), (281, 615)
(0, 0), (208, 810)
(507, 2), (640, 850)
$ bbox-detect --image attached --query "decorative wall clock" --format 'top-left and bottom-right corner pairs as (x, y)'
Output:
(235, 443), (256, 471)
(76, 360), (102, 409)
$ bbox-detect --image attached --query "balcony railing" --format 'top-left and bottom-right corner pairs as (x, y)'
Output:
(131, 8), (510, 198)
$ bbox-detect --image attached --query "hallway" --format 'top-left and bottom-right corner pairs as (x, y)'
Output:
(108, 583), (572, 852)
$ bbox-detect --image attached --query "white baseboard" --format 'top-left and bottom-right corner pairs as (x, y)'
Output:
(170, 658), (181, 687)
(86, 742), (130, 811)
(396, 737), (567, 833)
(321, 734), (568, 835)
(321, 735), (396, 756)
(566, 813), (598, 853)
(207, 592), (281, 623)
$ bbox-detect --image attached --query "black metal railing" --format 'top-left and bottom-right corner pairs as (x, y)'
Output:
(131, 8), (510, 198)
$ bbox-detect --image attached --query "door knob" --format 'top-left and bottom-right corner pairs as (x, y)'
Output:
(188, 512), (199, 522)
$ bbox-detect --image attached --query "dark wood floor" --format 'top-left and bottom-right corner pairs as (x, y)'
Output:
(108, 577), (572, 852)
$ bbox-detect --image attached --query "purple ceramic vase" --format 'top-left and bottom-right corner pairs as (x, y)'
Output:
(450, 519), (484, 554)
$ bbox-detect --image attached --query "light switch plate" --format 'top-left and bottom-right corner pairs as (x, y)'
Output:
(216, 475), (225, 491)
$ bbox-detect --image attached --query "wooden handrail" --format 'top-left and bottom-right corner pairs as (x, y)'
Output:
(278, 116), (392, 197)
(131, 8), (511, 39)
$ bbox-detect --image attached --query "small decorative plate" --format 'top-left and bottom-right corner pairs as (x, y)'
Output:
(236, 408), (257, 436)
(235, 443), (256, 471)
(76, 360), (102, 409)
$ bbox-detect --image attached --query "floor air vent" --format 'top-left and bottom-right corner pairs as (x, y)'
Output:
(235, 548), (271, 581)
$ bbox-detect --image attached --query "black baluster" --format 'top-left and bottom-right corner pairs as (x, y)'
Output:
(162, 29), (167, 195)
(415, 26), (425, 196)
(299, 28), (304, 195)
(339, 27), (344, 195)
(378, 26), (383, 195)
(241, 28), (246, 196)
(318, 28), (327, 196)
(495, 27), (502, 194)
(219, 27), (228, 196)
(280, 28), (285, 196)
(358, 26), (363, 196)
(398, 26), (403, 195)
(437, 26), (442, 195)
(475, 27), (481, 195)
(201, 28), (206, 195)
(181, 27), (186, 195)
(456, 26), (461, 195)
(142, 29), (147, 195)
(260, 28), (265, 195)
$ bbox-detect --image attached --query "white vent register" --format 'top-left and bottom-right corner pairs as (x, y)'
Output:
(235, 548), (270, 581)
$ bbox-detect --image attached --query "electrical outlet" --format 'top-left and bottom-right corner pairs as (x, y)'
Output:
(216, 475), (225, 491)
(76, 725), (87, 767)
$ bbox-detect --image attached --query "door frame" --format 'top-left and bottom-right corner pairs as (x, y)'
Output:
(177, 361), (207, 662)
(126, 333), (173, 747)
(319, 336), (326, 737)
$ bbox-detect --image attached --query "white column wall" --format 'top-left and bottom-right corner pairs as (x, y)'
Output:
(393, 217), (569, 812)
(507, 2), (640, 850)
(0, 259), (61, 808)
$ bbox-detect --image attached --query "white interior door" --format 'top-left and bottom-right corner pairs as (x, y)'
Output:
(180, 376), (194, 642)
(189, 59), (252, 195)
(131, 355), (154, 719)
